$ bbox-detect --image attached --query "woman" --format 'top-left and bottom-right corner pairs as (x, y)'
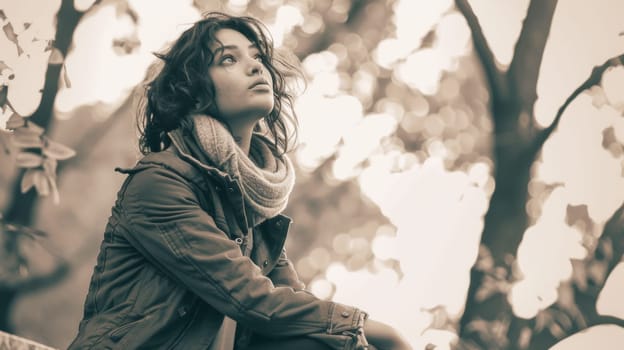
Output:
(69, 12), (411, 350)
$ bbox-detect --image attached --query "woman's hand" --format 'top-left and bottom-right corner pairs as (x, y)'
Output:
(363, 318), (412, 350)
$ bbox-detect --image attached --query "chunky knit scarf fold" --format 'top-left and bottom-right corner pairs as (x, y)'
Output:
(191, 114), (295, 224)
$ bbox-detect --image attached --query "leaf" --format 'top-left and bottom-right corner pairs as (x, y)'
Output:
(465, 319), (490, 335)
(475, 244), (494, 271)
(475, 276), (497, 302)
(43, 140), (75, 160)
(127, 8), (139, 24)
(23, 121), (44, 135)
(61, 63), (72, 88)
(3, 22), (18, 44)
(4, 223), (19, 233)
(48, 48), (64, 65)
(6, 112), (25, 129)
(115, 2), (128, 17)
(116, 2), (139, 23)
(587, 260), (608, 284)
(2, 220), (47, 238)
(0, 85), (7, 107)
(20, 168), (38, 193)
(590, 86), (608, 109)
(599, 237), (613, 261)
(426, 305), (450, 329)
(42, 157), (57, 176)
(534, 310), (552, 332)
(48, 172), (60, 204)
(112, 36), (141, 55)
(12, 123), (44, 139)
(553, 309), (573, 331)
(12, 128), (42, 148)
(45, 39), (55, 51)
(16, 151), (43, 167)
(0, 129), (10, 154)
(518, 327), (532, 349)
(20, 225), (47, 237)
(33, 169), (50, 195)
(2, 22), (23, 56)
(548, 322), (565, 339)
(571, 260), (587, 291)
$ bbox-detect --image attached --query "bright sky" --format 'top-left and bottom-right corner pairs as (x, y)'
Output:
(1, 0), (624, 348)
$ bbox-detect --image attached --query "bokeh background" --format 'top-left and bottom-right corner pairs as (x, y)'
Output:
(1, 0), (623, 349)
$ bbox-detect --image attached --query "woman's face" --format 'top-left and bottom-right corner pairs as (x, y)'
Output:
(208, 28), (274, 123)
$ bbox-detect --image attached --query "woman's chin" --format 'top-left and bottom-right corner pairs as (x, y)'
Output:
(222, 105), (274, 123)
(253, 102), (275, 118)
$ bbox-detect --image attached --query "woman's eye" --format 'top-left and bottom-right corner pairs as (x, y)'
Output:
(221, 56), (235, 64)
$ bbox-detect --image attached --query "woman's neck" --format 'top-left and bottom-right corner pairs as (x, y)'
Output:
(228, 119), (256, 155)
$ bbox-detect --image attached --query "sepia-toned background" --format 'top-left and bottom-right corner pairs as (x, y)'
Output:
(1, 0), (623, 349)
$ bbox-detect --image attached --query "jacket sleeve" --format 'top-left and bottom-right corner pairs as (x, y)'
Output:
(119, 166), (366, 343)
(267, 249), (306, 291)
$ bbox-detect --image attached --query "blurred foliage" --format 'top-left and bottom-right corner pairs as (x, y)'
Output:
(1, 8), (77, 200)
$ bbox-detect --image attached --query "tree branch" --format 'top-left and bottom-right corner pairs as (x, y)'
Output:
(5, 0), (84, 226)
(570, 202), (624, 326)
(454, 0), (507, 102)
(507, 0), (557, 115)
(0, 206), (106, 293)
(532, 54), (624, 155)
(14, 261), (69, 293)
(539, 201), (624, 341)
(597, 201), (624, 276)
(590, 315), (624, 328)
(29, 0), (82, 128)
(294, 0), (381, 57)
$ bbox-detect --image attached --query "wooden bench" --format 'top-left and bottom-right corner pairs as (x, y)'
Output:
(0, 330), (57, 350)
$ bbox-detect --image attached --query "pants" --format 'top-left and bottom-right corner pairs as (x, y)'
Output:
(244, 335), (333, 350)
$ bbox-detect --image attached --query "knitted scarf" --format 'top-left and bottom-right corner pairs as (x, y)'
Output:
(191, 114), (295, 224)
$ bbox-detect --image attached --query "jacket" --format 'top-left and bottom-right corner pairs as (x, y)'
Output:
(68, 132), (368, 350)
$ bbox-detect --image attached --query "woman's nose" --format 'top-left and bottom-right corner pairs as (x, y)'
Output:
(247, 58), (263, 75)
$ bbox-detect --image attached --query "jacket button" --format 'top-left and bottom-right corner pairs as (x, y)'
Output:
(341, 311), (350, 318)
(263, 260), (269, 267)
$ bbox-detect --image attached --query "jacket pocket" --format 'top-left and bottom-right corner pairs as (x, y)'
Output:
(167, 299), (201, 349)
(109, 314), (149, 342)
(307, 332), (364, 350)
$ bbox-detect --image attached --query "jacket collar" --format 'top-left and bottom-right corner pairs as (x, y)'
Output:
(168, 129), (232, 185)
(167, 129), (292, 233)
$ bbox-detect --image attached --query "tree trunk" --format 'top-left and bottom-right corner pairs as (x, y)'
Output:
(0, 0), (82, 332)
(453, 1), (570, 348)
(459, 115), (536, 348)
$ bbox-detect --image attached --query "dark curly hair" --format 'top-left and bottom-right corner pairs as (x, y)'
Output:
(137, 12), (301, 156)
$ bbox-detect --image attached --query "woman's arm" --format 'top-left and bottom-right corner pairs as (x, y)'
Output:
(267, 248), (306, 290)
(363, 319), (412, 350)
(120, 166), (366, 342)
